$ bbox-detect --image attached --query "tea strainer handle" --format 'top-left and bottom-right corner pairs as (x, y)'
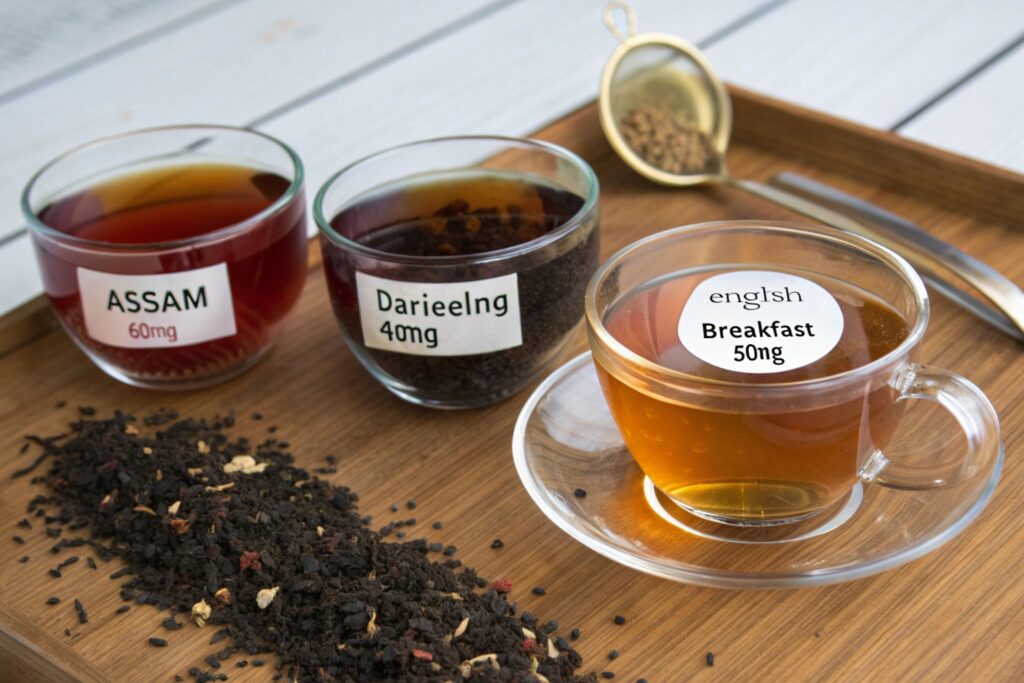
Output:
(603, 1), (637, 43)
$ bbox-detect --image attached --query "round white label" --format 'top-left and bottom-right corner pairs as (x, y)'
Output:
(677, 270), (844, 374)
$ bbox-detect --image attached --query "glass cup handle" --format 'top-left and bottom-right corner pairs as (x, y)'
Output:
(859, 364), (1002, 490)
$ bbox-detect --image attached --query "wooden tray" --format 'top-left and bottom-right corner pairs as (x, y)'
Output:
(2, 88), (1022, 682)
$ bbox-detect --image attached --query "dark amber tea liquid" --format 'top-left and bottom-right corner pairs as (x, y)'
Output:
(596, 269), (911, 523)
(326, 173), (585, 257)
(33, 163), (307, 380)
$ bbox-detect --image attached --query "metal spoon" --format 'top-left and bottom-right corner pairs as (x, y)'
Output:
(770, 171), (1024, 342)
(598, 1), (1024, 343)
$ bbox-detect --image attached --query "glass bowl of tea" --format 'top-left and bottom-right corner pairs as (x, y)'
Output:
(22, 125), (308, 389)
(315, 136), (600, 408)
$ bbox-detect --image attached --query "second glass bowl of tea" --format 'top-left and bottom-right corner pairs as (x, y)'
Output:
(315, 136), (600, 408)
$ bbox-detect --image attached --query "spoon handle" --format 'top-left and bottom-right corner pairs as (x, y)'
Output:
(726, 175), (1024, 343)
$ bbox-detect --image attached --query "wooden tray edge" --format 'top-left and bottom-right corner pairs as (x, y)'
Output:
(0, 297), (56, 359)
(0, 601), (108, 683)
(728, 85), (1024, 228)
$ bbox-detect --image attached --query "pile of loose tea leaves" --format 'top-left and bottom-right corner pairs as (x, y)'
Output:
(17, 410), (594, 682)
(619, 104), (717, 174)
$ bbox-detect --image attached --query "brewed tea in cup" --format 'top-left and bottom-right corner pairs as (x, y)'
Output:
(586, 222), (1001, 526)
(23, 126), (307, 389)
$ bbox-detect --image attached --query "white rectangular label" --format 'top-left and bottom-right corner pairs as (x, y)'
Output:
(77, 264), (237, 348)
(356, 271), (522, 356)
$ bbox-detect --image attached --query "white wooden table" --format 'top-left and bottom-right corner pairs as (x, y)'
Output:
(2, 0), (1022, 315)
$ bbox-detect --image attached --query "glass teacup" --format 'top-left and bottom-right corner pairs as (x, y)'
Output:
(586, 221), (1002, 526)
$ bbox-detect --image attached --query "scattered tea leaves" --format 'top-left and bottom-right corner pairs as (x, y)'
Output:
(73, 598), (88, 624)
(255, 586), (279, 610)
(56, 556), (79, 570)
(20, 412), (591, 681)
(223, 454), (267, 475)
(191, 599), (212, 627)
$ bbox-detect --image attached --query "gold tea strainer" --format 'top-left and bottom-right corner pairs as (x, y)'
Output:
(598, 1), (858, 202)
(599, 1), (731, 186)
(597, 1), (1024, 343)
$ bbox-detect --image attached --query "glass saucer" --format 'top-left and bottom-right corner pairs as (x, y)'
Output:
(512, 352), (1003, 588)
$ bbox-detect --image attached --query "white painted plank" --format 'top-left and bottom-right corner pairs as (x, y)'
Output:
(0, 0), (217, 97)
(260, 0), (766, 218)
(706, 0), (1024, 130)
(0, 0), (500, 245)
(900, 43), (1024, 174)
(0, 0), (764, 314)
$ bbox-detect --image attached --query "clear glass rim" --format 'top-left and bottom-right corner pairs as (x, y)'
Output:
(585, 220), (930, 393)
(21, 124), (305, 252)
(313, 135), (599, 267)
